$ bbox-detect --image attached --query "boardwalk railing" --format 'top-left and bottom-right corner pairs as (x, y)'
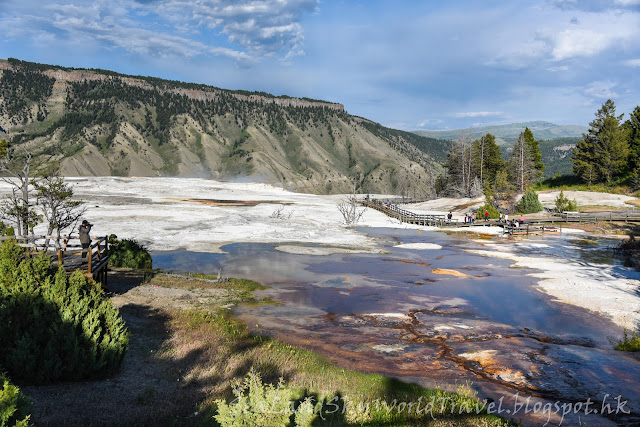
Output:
(0, 235), (110, 287)
(558, 210), (640, 222)
(363, 199), (449, 226)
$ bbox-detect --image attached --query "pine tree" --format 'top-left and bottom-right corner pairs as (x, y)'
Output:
(572, 99), (629, 183)
(626, 106), (640, 174)
(523, 127), (544, 178)
(472, 133), (505, 187)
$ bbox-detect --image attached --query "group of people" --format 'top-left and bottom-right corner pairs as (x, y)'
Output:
(460, 210), (526, 225)
(499, 213), (526, 228)
(463, 212), (476, 224)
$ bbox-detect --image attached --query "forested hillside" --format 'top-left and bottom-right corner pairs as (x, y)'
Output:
(0, 58), (446, 195)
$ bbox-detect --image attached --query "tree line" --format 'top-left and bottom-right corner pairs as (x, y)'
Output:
(437, 99), (640, 214)
(436, 127), (544, 212)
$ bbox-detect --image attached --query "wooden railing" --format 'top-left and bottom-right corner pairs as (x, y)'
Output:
(558, 211), (640, 222)
(0, 234), (110, 275)
(363, 199), (448, 226)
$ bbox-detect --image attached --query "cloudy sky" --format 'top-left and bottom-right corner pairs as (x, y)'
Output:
(1, 0), (639, 130)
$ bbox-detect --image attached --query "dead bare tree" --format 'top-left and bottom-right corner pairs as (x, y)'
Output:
(0, 139), (37, 236)
(270, 205), (294, 220)
(33, 167), (86, 248)
(445, 133), (481, 197)
(337, 179), (366, 225)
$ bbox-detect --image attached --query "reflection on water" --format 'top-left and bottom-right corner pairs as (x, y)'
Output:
(152, 228), (640, 425)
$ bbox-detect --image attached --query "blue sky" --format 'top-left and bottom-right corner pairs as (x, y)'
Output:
(1, 0), (639, 130)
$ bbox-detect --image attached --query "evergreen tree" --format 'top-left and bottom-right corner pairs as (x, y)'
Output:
(523, 127), (544, 178)
(517, 188), (544, 213)
(472, 133), (505, 186)
(572, 99), (629, 183)
(493, 169), (516, 205)
(626, 106), (640, 174)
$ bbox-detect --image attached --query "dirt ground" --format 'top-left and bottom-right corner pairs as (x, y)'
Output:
(20, 269), (239, 426)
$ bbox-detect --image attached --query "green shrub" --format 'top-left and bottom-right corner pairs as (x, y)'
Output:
(517, 189), (544, 214)
(108, 235), (152, 269)
(615, 330), (640, 352)
(214, 368), (294, 427)
(476, 203), (500, 219)
(554, 190), (578, 212)
(0, 373), (31, 427)
(294, 397), (316, 427)
(0, 240), (128, 384)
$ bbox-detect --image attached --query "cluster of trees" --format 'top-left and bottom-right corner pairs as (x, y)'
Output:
(437, 128), (544, 212)
(572, 99), (640, 186)
(0, 139), (85, 243)
(0, 69), (55, 119)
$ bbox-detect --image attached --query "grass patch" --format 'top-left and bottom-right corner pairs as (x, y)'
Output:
(157, 275), (512, 426)
(533, 174), (636, 195)
(615, 330), (640, 352)
(171, 309), (511, 426)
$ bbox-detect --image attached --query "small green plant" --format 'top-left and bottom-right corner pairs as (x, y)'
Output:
(554, 190), (578, 212)
(108, 234), (152, 269)
(294, 397), (316, 427)
(476, 203), (499, 219)
(0, 373), (31, 426)
(214, 368), (293, 426)
(517, 188), (544, 213)
(616, 329), (640, 352)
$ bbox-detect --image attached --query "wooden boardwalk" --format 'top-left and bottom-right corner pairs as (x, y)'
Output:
(0, 235), (110, 288)
(362, 199), (640, 235)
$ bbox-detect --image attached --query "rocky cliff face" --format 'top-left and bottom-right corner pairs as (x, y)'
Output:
(0, 58), (443, 195)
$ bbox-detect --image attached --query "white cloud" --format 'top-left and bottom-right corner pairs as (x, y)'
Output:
(417, 119), (443, 127)
(487, 6), (639, 68)
(0, 0), (318, 61)
(624, 58), (640, 67)
(149, 0), (318, 58)
(551, 28), (611, 60)
(453, 111), (504, 118)
(583, 81), (618, 99)
(547, 65), (569, 71)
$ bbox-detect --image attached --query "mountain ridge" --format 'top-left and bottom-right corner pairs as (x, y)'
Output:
(413, 120), (588, 145)
(0, 58), (447, 195)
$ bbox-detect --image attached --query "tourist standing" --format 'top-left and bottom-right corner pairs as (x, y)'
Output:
(79, 220), (92, 260)
(484, 210), (489, 221)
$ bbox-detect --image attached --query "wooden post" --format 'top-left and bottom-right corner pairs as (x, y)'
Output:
(87, 247), (92, 272)
(57, 250), (63, 266)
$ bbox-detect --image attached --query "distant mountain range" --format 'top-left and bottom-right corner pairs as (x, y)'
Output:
(413, 121), (588, 146)
(0, 58), (448, 195)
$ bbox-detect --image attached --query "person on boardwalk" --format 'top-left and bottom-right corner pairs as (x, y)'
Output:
(447, 211), (453, 222)
(519, 214), (525, 224)
(471, 212), (476, 223)
(484, 210), (489, 221)
(79, 220), (92, 261)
